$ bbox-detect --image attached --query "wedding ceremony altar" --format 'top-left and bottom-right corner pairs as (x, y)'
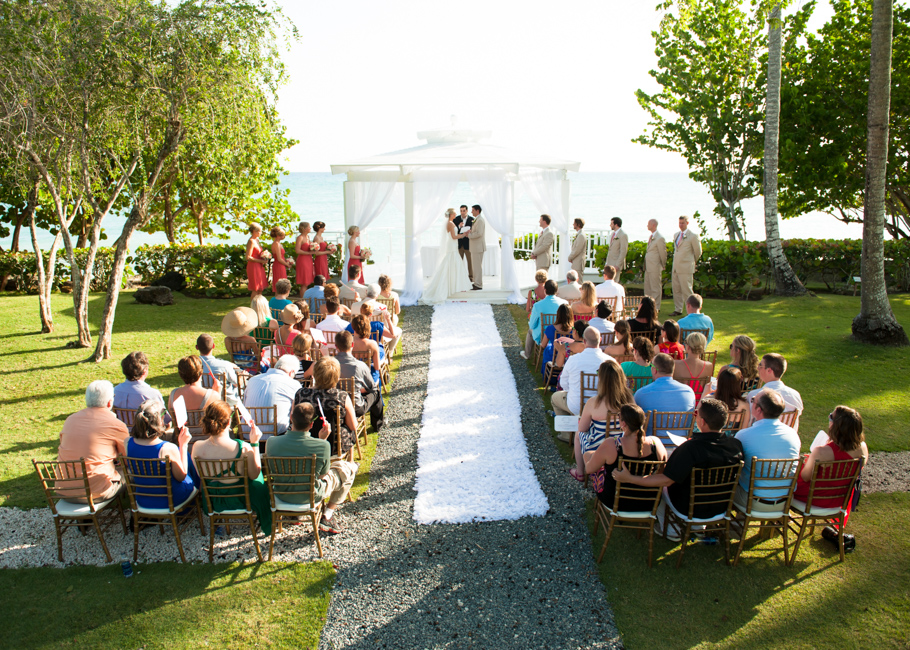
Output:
(330, 121), (581, 305)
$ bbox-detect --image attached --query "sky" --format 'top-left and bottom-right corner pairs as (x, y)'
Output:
(275, 0), (834, 173)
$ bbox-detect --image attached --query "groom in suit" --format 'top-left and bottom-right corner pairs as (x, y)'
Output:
(466, 205), (486, 290)
(530, 214), (555, 270)
(453, 204), (475, 284)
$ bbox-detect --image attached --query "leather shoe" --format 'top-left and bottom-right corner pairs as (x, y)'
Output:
(471, 286), (482, 291)
(669, 311), (682, 316)
(822, 526), (856, 553)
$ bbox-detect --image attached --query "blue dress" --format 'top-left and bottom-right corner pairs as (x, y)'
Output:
(126, 438), (197, 509)
(579, 419), (608, 454)
(540, 324), (558, 383)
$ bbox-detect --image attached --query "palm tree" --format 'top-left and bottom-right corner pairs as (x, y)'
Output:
(852, 0), (909, 345)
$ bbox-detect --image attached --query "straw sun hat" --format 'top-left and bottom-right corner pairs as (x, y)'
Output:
(221, 307), (259, 337)
(280, 304), (303, 325)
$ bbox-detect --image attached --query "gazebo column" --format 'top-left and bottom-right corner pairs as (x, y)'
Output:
(343, 181), (355, 238)
(506, 179), (516, 290)
(558, 177), (571, 279)
(403, 181), (415, 294)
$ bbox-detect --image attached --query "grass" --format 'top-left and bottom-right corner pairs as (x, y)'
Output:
(0, 289), (400, 509)
(0, 561), (335, 649)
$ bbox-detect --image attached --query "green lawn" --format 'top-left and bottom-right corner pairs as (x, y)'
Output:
(0, 561), (334, 649)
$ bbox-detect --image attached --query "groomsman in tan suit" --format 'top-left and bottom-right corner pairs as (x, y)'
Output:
(670, 215), (702, 315)
(530, 214), (555, 271)
(466, 205), (486, 290)
(567, 218), (587, 276)
(643, 219), (667, 311)
(605, 217), (629, 272)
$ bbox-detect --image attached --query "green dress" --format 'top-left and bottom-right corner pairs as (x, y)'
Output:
(621, 361), (653, 378)
(207, 440), (272, 534)
(254, 318), (274, 348)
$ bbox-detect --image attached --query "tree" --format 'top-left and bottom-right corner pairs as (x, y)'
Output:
(762, 3), (807, 295)
(780, 0), (910, 239)
(634, 0), (768, 240)
(852, 0), (909, 345)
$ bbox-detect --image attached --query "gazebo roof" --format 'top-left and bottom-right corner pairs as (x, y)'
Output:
(330, 124), (580, 179)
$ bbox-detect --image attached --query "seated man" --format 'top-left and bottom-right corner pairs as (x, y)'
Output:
(549, 327), (611, 431)
(316, 298), (349, 334)
(339, 264), (368, 302)
(588, 299), (615, 335)
(521, 279), (567, 360)
(57, 380), (130, 503)
(113, 351), (166, 411)
(634, 353), (696, 438)
(334, 331), (384, 432)
(196, 333), (241, 407)
(242, 354), (300, 436)
(266, 402), (358, 535)
(614, 398), (744, 540)
(676, 293), (714, 344)
(303, 274), (326, 311)
(269, 278), (294, 321)
(556, 270), (582, 301)
(734, 388), (800, 511)
(594, 265), (626, 314)
(747, 353), (804, 432)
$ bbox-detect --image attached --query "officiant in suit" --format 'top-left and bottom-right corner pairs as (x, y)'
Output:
(454, 204), (475, 284)
(530, 214), (555, 271)
(466, 204), (486, 290)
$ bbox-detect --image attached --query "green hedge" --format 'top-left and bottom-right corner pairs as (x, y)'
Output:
(0, 247), (125, 293)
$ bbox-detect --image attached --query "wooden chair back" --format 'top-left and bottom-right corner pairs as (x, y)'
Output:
(600, 331), (615, 348)
(741, 376), (762, 392)
(337, 377), (358, 404)
(195, 456), (262, 562)
(623, 296), (644, 314)
(376, 296), (396, 311)
(779, 410), (799, 428)
(238, 404), (280, 441)
(574, 313), (594, 323)
(340, 297), (356, 309)
(722, 409), (748, 435)
(598, 296), (620, 322)
(798, 457), (863, 515)
(533, 313), (560, 370)
(263, 454), (324, 558)
(314, 298), (326, 313)
(679, 327), (710, 342)
(270, 306), (283, 322)
(628, 375), (654, 392)
(113, 407), (136, 429)
(684, 463), (743, 521)
(579, 371), (599, 413)
(525, 289), (536, 317)
(226, 339), (261, 374)
(698, 350), (718, 366)
(352, 349), (372, 368)
(181, 408), (207, 444)
(309, 312), (325, 325)
(647, 410), (696, 452)
(236, 371), (251, 400)
(631, 329), (660, 344)
(201, 371), (227, 401)
(613, 353), (634, 364)
(251, 325), (273, 345)
(681, 376), (710, 397)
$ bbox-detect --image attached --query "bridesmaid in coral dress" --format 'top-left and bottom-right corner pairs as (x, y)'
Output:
(270, 226), (293, 294)
(312, 221), (331, 279)
(347, 225), (364, 282)
(294, 221), (314, 298)
(246, 223), (268, 297)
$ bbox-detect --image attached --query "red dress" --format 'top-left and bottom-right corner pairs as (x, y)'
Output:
(296, 238), (315, 287)
(349, 241), (364, 281)
(314, 241), (330, 278)
(659, 342), (686, 360)
(246, 240), (267, 292)
(793, 441), (862, 518)
(271, 243), (288, 292)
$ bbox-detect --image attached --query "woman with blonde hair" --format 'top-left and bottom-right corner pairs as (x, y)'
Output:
(571, 281), (597, 318)
(570, 359), (635, 481)
(347, 225), (365, 282)
(377, 274), (400, 326)
(249, 295), (277, 349)
(719, 334), (760, 389)
(270, 226), (293, 294)
(293, 357), (358, 460)
(526, 269), (548, 317)
(673, 332), (715, 395)
(294, 221), (315, 298)
(191, 400), (272, 534)
(291, 332), (315, 382)
(245, 222), (269, 297)
(603, 320), (632, 358)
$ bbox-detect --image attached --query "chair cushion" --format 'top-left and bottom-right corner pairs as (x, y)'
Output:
(272, 495), (317, 513)
(208, 509), (252, 516)
(603, 506), (655, 520)
(664, 488), (729, 523)
(789, 498), (843, 518)
(55, 498), (115, 517)
(733, 499), (788, 518)
(135, 488), (198, 515)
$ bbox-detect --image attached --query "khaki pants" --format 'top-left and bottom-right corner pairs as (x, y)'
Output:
(643, 268), (663, 312)
(460, 248), (474, 284)
(470, 251), (484, 288)
(65, 471), (124, 504)
(323, 459), (358, 507)
(672, 270), (694, 313)
(733, 486), (789, 514)
(551, 390), (573, 416)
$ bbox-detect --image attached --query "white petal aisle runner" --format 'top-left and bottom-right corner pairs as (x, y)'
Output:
(413, 303), (549, 524)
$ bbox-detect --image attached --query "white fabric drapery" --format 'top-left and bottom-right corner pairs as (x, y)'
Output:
(345, 181), (397, 280)
(520, 169), (568, 279)
(400, 176), (459, 305)
(465, 170), (522, 303)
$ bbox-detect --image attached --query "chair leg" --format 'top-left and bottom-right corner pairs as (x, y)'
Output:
(209, 515), (216, 564)
(268, 519), (277, 561)
(196, 500), (206, 535)
(249, 515), (263, 562)
(114, 499), (128, 534)
(592, 503), (602, 537)
(92, 516), (113, 564)
(733, 516), (751, 567)
(788, 517), (809, 566)
(723, 520), (731, 566)
(171, 514), (188, 563)
(312, 512), (323, 558)
(676, 521), (693, 569)
(132, 514), (141, 562)
(647, 523), (655, 568)
(780, 518), (790, 565)
(54, 519), (65, 563)
(837, 518), (846, 563)
(597, 516), (616, 563)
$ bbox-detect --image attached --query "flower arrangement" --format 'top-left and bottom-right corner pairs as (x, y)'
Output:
(309, 242), (320, 252)
(327, 243), (337, 254)
(259, 249), (272, 261)
(361, 247), (372, 260)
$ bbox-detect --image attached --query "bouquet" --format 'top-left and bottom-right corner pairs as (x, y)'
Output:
(361, 247), (372, 260)
(309, 242), (320, 252)
(259, 249), (272, 261)
(327, 243), (337, 254)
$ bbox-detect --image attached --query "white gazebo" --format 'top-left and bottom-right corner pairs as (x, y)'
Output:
(330, 123), (580, 305)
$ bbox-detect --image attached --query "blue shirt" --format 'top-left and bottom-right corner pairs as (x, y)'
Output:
(677, 312), (714, 344)
(634, 376), (696, 437)
(269, 297), (293, 321)
(735, 418), (801, 495)
(113, 380), (165, 411)
(529, 295), (567, 344)
(303, 286), (325, 313)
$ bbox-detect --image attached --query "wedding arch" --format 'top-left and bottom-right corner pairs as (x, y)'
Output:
(330, 123), (581, 305)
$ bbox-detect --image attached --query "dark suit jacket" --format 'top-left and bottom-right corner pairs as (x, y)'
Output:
(453, 215), (474, 251)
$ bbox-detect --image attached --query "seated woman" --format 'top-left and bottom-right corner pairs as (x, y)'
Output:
(603, 320), (632, 358)
(274, 304), (304, 356)
(626, 296), (660, 335)
(793, 405), (868, 551)
(540, 304), (574, 384)
(571, 281), (597, 319)
(718, 334), (760, 390)
(621, 336), (655, 380)
(292, 300), (313, 333)
(527, 269), (548, 317)
(191, 400), (272, 535)
(572, 359), (635, 481)
(250, 295), (278, 349)
(294, 357), (358, 460)
(588, 300), (615, 335)
(222, 307), (263, 374)
(349, 314), (383, 384)
(127, 400), (197, 508)
(291, 332), (315, 382)
(168, 355), (221, 423)
(700, 367), (748, 424)
(672, 332), (715, 395)
(361, 284), (402, 354)
(584, 404), (667, 509)
(349, 303), (394, 354)
(658, 320), (685, 360)
(322, 283), (353, 318)
(377, 274), (401, 326)
(552, 319), (588, 368)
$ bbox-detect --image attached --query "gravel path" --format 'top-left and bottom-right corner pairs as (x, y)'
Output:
(318, 305), (622, 650)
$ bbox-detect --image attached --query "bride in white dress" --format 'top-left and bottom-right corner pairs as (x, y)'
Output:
(421, 208), (472, 304)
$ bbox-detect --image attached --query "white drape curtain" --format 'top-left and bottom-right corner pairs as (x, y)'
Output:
(400, 176), (459, 305)
(520, 169), (568, 278)
(345, 181), (397, 280)
(465, 170), (522, 303)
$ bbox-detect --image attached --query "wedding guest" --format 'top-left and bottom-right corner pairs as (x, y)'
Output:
(311, 221), (331, 281)
(270, 227), (294, 294)
(294, 357), (358, 460)
(377, 274), (400, 326)
(673, 332), (715, 396)
(292, 300), (313, 333)
(317, 298), (349, 334)
(192, 400), (272, 534)
(274, 304), (304, 355)
(127, 400), (196, 510)
(291, 332), (315, 382)
(588, 300), (616, 335)
(572, 360), (636, 480)
(295, 221), (315, 298)
(718, 335), (760, 390)
(245, 222), (268, 298)
(196, 334), (241, 407)
(551, 319), (588, 369)
(349, 302), (396, 356)
(222, 306), (262, 374)
(347, 225), (365, 282)
(627, 296), (660, 335)
(658, 320), (686, 360)
(269, 278), (294, 321)
(634, 353), (696, 438)
(676, 293), (715, 344)
(622, 336), (655, 380)
(349, 315), (383, 384)
(603, 320), (632, 357)
(56, 380), (129, 503)
(528, 269), (549, 317)
(572, 281), (597, 318)
(335, 330), (384, 431)
(304, 274), (326, 313)
(168, 355), (221, 416)
(540, 304), (574, 383)
(549, 327), (611, 419)
(113, 351), (166, 412)
(521, 279), (567, 360)
(242, 355), (300, 436)
(556, 270), (582, 302)
(700, 367), (748, 419)
(340, 264), (367, 303)
(595, 265), (626, 313)
(322, 284), (353, 318)
(250, 295), (277, 349)
(746, 353), (804, 431)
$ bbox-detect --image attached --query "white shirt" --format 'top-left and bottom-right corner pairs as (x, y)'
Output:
(587, 317), (615, 335)
(241, 368), (299, 434)
(316, 314), (348, 333)
(748, 380), (804, 414)
(595, 279), (626, 303)
(556, 282), (582, 301)
(558, 347), (612, 415)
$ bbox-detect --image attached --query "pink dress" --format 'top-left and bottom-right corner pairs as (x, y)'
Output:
(314, 241), (330, 279)
(349, 241), (364, 281)
(246, 240), (267, 292)
(271, 243), (288, 292)
(296, 237), (315, 287)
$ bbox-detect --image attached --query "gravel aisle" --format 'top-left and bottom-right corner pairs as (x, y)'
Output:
(318, 305), (622, 650)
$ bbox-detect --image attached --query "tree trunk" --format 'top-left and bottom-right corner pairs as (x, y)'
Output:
(853, 0), (909, 345)
(26, 178), (62, 333)
(764, 4), (807, 297)
(11, 212), (23, 251)
(163, 191), (176, 244)
(58, 206), (91, 347)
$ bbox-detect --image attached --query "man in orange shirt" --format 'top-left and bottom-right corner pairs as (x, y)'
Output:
(56, 380), (130, 503)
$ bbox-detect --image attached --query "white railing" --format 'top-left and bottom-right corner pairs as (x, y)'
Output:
(513, 230), (610, 272)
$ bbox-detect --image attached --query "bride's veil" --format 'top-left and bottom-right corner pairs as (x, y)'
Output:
(435, 214), (453, 261)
